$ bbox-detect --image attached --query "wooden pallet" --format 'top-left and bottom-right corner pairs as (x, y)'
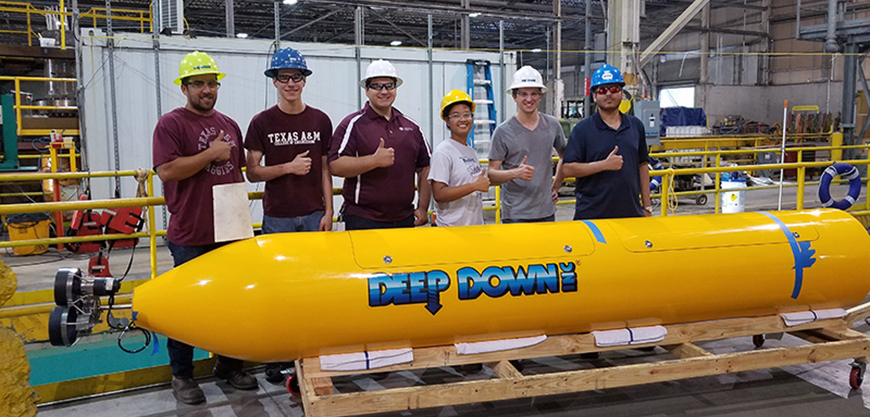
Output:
(295, 303), (870, 417)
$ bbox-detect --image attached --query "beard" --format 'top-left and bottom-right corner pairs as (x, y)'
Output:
(188, 93), (216, 113)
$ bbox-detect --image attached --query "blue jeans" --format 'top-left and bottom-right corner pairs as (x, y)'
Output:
(502, 214), (555, 224)
(262, 211), (324, 234)
(344, 214), (414, 230)
(166, 240), (243, 378)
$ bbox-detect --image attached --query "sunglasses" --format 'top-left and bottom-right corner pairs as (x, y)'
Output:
(367, 82), (397, 91)
(595, 85), (622, 95)
(275, 73), (305, 83)
(185, 80), (221, 89)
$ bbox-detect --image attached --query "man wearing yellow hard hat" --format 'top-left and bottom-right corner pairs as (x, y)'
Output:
(152, 51), (257, 404)
(428, 90), (489, 226)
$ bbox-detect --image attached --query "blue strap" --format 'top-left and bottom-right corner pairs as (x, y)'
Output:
(151, 332), (160, 356)
(365, 351), (370, 370)
(760, 212), (816, 299)
(581, 220), (607, 244)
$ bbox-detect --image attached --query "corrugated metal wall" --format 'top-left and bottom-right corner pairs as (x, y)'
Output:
(79, 31), (516, 225)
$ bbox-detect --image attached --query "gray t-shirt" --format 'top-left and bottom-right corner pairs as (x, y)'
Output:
(488, 113), (567, 220)
(428, 138), (485, 226)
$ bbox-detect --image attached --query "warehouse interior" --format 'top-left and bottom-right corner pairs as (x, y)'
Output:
(2, 1), (870, 416)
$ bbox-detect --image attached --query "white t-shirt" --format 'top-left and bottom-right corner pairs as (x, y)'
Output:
(427, 138), (485, 226)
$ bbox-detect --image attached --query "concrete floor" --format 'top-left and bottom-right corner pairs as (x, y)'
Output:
(7, 183), (870, 416)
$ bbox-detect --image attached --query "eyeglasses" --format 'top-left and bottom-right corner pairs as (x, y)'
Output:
(185, 80), (221, 90)
(367, 82), (397, 91)
(515, 91), (542, 99)
(448, 112), (474, 121)
(595, 85), (622, 95)
(275, 73), (305, 83)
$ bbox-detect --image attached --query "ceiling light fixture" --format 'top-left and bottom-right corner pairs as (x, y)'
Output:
(236, 33), (248, 38)
(531, 48), (542, 53)
(283, 0), (298, 5)
(469, 12), (481, 18)
(390, 40), (402, 46)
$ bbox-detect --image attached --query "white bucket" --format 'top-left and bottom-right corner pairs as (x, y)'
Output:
(720, 179), (747, 213)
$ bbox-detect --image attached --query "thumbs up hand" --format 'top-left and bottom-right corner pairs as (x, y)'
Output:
(603, 146), (623, 171)
(372, 138), (395, 168)
(515, 155), (535, 181)
(286, 150), (312, 175)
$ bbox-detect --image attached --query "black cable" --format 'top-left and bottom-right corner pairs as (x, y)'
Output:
(118, 323), (151, 354)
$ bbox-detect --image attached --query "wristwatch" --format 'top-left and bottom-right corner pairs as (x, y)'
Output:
(643, 205), (653, 212)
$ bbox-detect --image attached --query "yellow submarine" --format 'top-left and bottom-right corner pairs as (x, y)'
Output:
(116, 209), (870, 363)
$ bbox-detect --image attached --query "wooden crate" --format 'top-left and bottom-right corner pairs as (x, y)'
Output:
(294, 304), (870, 417)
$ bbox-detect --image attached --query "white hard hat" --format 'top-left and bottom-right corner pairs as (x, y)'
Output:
(359, 59), (404, 88)
(507, 65), (548, 93)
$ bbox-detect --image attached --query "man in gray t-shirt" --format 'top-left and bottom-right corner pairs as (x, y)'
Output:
(488, 66), (566, 223)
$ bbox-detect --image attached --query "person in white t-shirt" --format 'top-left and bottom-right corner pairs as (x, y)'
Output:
(428, 90), (490, 226)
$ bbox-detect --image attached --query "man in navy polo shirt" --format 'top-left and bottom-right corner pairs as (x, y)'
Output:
(329, 59), (431, 230)
(562, 64), (652, 220)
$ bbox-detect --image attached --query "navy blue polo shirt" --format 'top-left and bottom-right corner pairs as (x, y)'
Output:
(564, 112), (649, 220)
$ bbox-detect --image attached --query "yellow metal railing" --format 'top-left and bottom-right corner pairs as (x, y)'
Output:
(0, 1), (151, 48)
(647, 143), (870, 216)
(0, 76), (79, 137)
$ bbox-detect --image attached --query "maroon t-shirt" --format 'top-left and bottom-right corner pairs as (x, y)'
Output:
(152, 107), (245, 246)
(329, 103), (430, 222)
(244, 105), (333, 218)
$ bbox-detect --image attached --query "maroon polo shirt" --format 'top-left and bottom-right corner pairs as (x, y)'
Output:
(329, 102), (430, 222)
(244, 105), (333, 218)
(152, 107), (245, 246)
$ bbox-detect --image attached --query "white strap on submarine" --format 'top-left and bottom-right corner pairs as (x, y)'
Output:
(455, 335), (547, 355)
(779, 308), (847, 327)
(320, 348), (413, 371)
(593, 325), (668, 347)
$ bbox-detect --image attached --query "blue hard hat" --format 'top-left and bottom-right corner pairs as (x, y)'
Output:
(264, 47), (312, 78)
(590, 64), (625, 89)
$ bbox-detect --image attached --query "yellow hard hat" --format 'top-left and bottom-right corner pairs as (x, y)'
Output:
(440, 89), (475, 121)
(174, 51), (226, 85)
(619, 98), (632, 114)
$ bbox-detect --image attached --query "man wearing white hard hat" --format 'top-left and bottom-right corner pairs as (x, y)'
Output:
(487, 65), (566, 223)
(329, 59), (431, 230)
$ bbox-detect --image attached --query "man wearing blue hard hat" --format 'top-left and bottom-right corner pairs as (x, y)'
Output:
(243, 47), (334, 382)
(561, 64), (651, 220)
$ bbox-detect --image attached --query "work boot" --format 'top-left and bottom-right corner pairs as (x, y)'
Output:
(264, 362), (291, 384)
(171, 376), (205, 405)
(213, 360), (258, 390)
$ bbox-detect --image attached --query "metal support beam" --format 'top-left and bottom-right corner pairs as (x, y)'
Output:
(274, 1), (280, 42)
(461, 0), (470, 50)
(553, 0), (562, 119)
(639, 0), (711, 69)
(370, 14), (427, 47)
(281, 9), (342, 38)
(355, 6), (363, 109)
(700, 3), (709, 84)
(226, 0), (235, 37)
(855, 55), (870, 149)
(841, 43), (857, 155)
(499, 20), (505, 123)
(584, 0), (592, 118)
(428, 15), (433, 145)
